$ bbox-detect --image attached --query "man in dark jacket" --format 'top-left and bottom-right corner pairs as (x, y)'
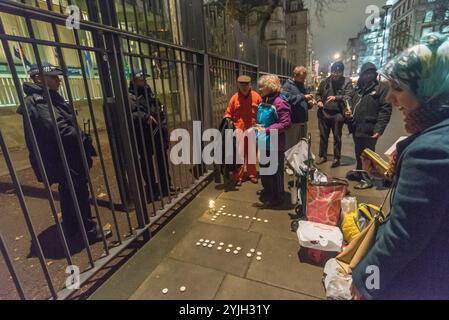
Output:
(18, 63), (110, 243)
(282, 66), (314, 149)
(316, 61), (353, 168)
(345, 62), (392, 189)
(128, 70), (177, 199)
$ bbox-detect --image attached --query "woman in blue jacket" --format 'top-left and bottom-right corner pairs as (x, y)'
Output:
(352, 33), (449, 300)
(256, 75), (291, 208)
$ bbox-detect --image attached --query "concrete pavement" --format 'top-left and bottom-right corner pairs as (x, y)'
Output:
(89, 107), (406, 300)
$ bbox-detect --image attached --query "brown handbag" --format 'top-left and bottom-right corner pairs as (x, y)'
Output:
(336, 187), (392, 274)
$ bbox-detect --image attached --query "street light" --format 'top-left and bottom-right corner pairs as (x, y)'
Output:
(334, 53), (341, 60)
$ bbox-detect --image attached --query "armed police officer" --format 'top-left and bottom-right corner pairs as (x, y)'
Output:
(18, 62), (111, 244)
(128, 69), (177, 199)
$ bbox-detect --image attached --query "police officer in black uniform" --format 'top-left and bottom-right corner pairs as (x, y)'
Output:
(128, 69), (177, 199)
(18, 62), (111, 243)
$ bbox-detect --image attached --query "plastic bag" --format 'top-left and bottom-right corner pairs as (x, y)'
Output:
(313, 170), (328, 184)
(285, 139), (314, 176)
(323, 258), (353, 300)
(342, 211), (360, 244)
(341, 197), (357, 219)
(297, 221), (343, 252)
(288, 180), (301, 205)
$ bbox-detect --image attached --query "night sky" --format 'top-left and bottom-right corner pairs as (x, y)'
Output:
(306, 0), (387, 65)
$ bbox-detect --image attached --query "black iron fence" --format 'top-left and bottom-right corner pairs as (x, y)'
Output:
(0, 0), (293, 300)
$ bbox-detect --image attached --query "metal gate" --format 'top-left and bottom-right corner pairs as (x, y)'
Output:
(0, 0), (294, 300)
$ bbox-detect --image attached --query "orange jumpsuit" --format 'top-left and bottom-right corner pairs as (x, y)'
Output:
(224, 90), (262, 183)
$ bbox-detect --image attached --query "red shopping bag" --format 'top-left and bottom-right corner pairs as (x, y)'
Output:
(306, 179), (348, 226)
(299, 248), (337, 267)
(308, 248), (326, 265)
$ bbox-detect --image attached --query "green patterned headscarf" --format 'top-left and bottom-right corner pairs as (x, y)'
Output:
(381, 33), (449, 104)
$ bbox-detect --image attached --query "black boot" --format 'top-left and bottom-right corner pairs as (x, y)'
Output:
(346, 170), (363, 182)
(331, 159), (341, 168)
(87, 224), (113, 244)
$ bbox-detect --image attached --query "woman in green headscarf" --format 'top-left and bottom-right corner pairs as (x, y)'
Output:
(351, 33), (449, 300)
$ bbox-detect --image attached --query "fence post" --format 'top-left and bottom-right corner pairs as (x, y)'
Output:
(86, 0), (132, 214)
(99, 0), (150, 231)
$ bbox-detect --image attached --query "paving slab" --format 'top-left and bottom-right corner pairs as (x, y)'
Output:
(169, 223), (261, 277)
(215, 275), (319, 300)
(198, 198), (258, 231)
(249, 209), (297, 241)
(91, 108), (398, 300)
(246, 234), (326, 299)
(131, 258), (225, 300)
(90, 181), (221, 300)
(218, 180), (261, 204)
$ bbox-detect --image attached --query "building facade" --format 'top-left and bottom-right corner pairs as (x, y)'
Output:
(343, 2), (399, 78)
(246, 0), (312, 72)
(285, 0), (312, 70)
(344, 37), (361, 78)
(357, 11), (388, 73)
(261, 5), (288, 59)
(389, 0), (449, 60)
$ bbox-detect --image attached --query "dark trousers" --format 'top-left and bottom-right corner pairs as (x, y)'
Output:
(260, 151), (285, 201)
(353, 136), (378, 170)
(286, 123), (308, 150)
(59, 178), (96, 237)
(318, 110), (344, 160)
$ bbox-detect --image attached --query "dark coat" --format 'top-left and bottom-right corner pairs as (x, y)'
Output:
(218, 117), (237, 176)
(316, 76), (353, 114)
(353, 116), (449, 300)
(128, 85), (169, 153)
(17, 83), (93, 185)
(348, 80), (392, 138)
(281, 78), (309, 124)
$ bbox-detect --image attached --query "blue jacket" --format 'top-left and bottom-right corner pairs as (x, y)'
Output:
(353, 117), (449, 300)
(257, 102), (278, 128)
(257, 102), (278, 150)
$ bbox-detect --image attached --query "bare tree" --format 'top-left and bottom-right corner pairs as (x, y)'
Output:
(309, 0), (347, 26)
(221, 0), (346, 41)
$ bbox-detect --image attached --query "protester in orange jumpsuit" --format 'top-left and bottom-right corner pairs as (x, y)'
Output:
(224, 75), (262, 186)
